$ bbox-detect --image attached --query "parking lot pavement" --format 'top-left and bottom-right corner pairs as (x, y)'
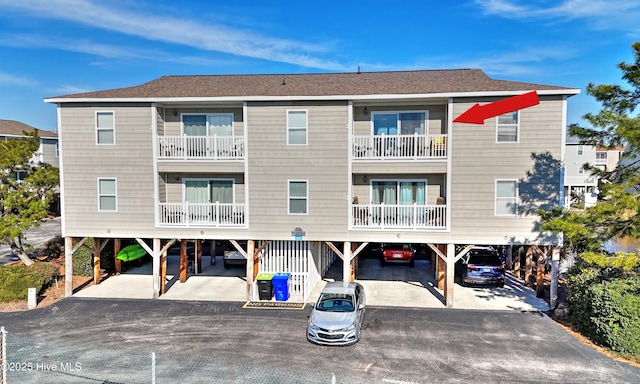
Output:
(0, 298), (638, 383)
(0, 217), (61, 264)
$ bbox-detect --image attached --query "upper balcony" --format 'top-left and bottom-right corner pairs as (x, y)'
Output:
(158, 135), (245, 161)
(352, 134), (447, 160)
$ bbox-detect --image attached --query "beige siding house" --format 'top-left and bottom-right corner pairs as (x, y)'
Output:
(46, 69), (579, 306)
(0, 119), (59, 169)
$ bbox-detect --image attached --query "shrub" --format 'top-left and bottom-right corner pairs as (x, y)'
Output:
(73, 238), (93, 276)
(590, 277), (640, 355)
(567, 251), (640, 357)
(0, 262), (59, 302)
(71, 237), (118, 276)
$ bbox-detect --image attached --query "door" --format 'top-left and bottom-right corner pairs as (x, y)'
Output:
(208, 114), (233, 155)
(185, 180), (209, 223)
(183, 115), (207, 156)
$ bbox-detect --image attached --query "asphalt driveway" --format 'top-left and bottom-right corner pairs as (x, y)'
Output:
(1, 298), (638, 383)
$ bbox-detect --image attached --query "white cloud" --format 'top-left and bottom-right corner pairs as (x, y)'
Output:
(406, 45), (580, 78)
(52, 85), (94, 95)
(0, 0), (348, 70)
(0, 71), (37, 86)
(475, 0), (640, 31)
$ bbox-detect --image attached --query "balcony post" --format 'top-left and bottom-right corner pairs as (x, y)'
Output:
(213, 134), (218, 159)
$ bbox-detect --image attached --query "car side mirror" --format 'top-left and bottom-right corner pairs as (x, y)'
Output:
(358, 303), (365, 310)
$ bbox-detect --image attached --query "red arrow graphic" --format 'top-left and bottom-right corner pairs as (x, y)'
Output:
(453, 91), (540, 124)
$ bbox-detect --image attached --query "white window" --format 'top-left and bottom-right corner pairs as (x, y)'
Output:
(596, 151), (607, 163)
(578, 167), (584, 174)
(496, 180), (518, 216)
(288, 180), (308, 214)
(577, 145), (584, 156)
(98, 178), (117, 211)
(287, 110), (307, 145)
(96, 111), (115, 144)
(496, 111), (519, 143)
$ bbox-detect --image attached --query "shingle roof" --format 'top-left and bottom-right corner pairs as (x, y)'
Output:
(47, 69), (577, 100)
(0, 119), (57, 138)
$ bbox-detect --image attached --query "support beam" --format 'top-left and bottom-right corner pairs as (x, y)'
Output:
(92, 238), (101, 285)
(445, 243), (455, 308)
(114, 238), (122, 274)
(196, 240), (203, 274)
(505, 245), (513, 271)
(161, 244), (167, 295)
(246, 240), (255, 301)
(514, 247), (521, 279)
(180, 240), (187, 283)
(342, 241), (351, 287)
(550, 247), (560, 309)
(152, 238), (160, 299)
(525, 246), (533, 285)
(532, 246), (548, 298)
(253, 241), (269, 280)
(325, 241), (344, 260)
(64, 237), (89, 297)
(64, 237), (73, 297)
(210, 240), (216, 265)
(437, 251), (446, 290)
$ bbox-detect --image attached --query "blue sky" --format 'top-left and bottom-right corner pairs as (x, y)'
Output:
(0, 0), (638, 133)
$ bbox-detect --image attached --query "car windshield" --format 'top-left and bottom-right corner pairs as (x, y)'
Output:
(316, 293), (355, 312)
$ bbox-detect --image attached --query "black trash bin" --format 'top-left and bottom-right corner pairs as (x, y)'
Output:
(256, 273), (274, 300)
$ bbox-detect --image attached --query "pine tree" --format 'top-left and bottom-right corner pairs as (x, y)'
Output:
(0, 130), (59, 265)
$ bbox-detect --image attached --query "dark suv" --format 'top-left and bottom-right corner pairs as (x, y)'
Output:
(457, 246), (505, 287)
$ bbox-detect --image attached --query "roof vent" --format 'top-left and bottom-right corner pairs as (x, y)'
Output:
(281, 76), (286, 85)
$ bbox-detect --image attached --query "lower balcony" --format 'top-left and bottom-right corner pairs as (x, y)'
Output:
(351, 203), (446, 230)
(159, 202), (247, 227)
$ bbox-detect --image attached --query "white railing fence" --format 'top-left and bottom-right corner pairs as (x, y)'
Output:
(352, 203), (446, 229)
(159, 202), (246, 226)
(352, 134), (447, 159)
(158, 135), (244, 159)
(258, 240), (311, 302)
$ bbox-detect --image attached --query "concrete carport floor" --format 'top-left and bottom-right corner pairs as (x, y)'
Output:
(308, 257), (550, 311)
(73, 252), (548, 311)
(73, 254), (248, 302)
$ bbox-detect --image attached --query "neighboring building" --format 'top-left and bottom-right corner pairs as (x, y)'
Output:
(564, 135), (598, 209)
(45, 69), (579, 306)
(595, 146), (624, 172)
(0, 119), (59, 182)
(563, 135), (626, 209)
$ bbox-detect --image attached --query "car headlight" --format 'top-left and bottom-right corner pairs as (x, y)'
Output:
(308, 322), (321, 331)
(343, 322), (356, 332)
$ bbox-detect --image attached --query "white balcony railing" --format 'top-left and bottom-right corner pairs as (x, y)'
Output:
(159, 202), (246, 227)
(352, 134), (447, 160)
(158, 135), (245, 160)
(351, 203), (446, 229)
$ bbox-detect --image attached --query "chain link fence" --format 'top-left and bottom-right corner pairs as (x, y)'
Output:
(0, 329), (375, 384)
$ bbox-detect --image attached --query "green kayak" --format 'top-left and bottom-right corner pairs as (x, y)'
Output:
(116, 244), (148, 262)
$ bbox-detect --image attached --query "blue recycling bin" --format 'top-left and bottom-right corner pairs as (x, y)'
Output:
(272, 273), (291, 301)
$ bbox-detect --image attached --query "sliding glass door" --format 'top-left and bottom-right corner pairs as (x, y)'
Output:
(371, 180), (426, 226)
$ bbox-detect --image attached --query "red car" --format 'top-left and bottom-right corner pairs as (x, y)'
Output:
(381, 244), (415, 268)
